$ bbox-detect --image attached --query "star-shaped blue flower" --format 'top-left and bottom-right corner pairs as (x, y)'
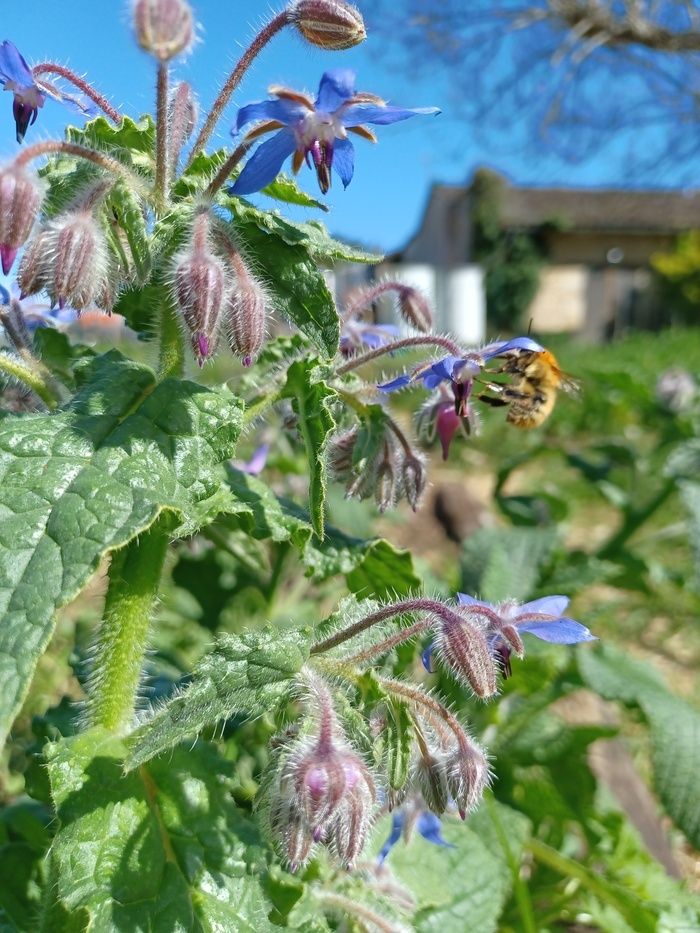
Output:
(378, 805), (455, 864)
(230, 69), (439, 196)
(0, 40), (96, 143)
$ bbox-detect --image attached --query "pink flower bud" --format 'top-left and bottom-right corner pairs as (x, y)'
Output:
(17, 229), (51, 299)
(287, 0), (366, 50)
(133, 0), (195, 61)
(329, 768), (376, 868)
(397, 285), (433, 333)
(173, 215), (228, 365)
(47, 211), (109, 312)
(327, 427), (359, 482)
(224, 249), (267, 366)
(0, 164), (43, 275)
(434, 612), (498, 698)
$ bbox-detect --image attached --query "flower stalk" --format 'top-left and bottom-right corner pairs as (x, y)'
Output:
(32, 62), (122, 123)
(335, 334), (463, 375)
(155, 63), (170, 205)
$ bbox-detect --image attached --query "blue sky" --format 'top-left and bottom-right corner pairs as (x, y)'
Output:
(0, 0), (693, 254)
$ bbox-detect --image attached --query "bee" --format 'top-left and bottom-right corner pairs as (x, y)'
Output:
(478, 347), (579, 429)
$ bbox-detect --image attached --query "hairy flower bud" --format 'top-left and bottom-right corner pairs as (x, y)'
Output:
(445, 740), (490, 820)
(416, 750), (450, 816)
(327, 426), (359, 482)
(46, 211), (109, 311)
(225, 249), (267, 366)
(397, 284), (433, 333)
(133, 0), (195, 61)
(0, 164), (43, 275)
(434, 613), (498, 698)
(173, 214), (227, 365)
(168, 81), (198, 171)
(374, 445), (396, 513)
(17, 229), (51, 299)
(287, 0), (366, 50)
(400, 452), (427, 511)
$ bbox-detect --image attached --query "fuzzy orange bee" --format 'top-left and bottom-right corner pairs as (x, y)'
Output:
(479, 347), (579, 429)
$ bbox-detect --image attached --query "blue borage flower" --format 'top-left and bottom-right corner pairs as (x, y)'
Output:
(378, 802), (455, 864)
(340, 318), (399, 355)
(0, 281), (76, 331)
(422, 593), (596, 677)
(0, 40), (96, 143)
(230, 68), (439, 196)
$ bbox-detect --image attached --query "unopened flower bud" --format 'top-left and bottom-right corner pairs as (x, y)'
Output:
(435, 614), (498, 698)
(445, 740), (490, 820)
(17, 229), (51, 299)
(374, 447), (396, 513)
(287, 0), (366, 50)
(400, 452), (427, 511)
(133, 0), (195, 61)
(224, 249), (267, 366)
(47, 211), (109, 312)
(168, 81), (198, 171)
(329, 773), (376, 868)
(327, 427), (359, 482)
(173, 214), (227, 365)
(0, 164), (43, 275)
(416, 751), (450, 815)
(397, 285), (433, 333)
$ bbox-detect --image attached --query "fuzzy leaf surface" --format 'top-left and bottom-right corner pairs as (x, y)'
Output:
(282, 360), (337, 538)
(579, 644), (700, 848)
(0, 351), (243, 748)
(46, 730), (273, 931)
(126, 628), (310, 770)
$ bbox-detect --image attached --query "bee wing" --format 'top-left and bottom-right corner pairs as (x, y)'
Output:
(560, 373), (581, 396)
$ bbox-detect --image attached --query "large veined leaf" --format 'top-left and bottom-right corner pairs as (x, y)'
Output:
(222, 468), (421, 596)
(579, 644), (700, 848)
(0, 351), (243, 748)
(460, 526), (557, 602)
(46, 730), (274, 931)
(372, 800), (531, 933)
(282, 360), (337, 538)
(125, 628), (311, 770)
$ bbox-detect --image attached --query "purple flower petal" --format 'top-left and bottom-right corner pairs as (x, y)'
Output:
(436, 403), (461, 460)
(416, 811), (456, 849)
(378, 374), (412, 392)
(0, 41), (34, 88)
(343, 104), (440, 127)
(421, 642), (435, 673)
(518, 595), (570, 618)
(230, 129), (297, 195)
(457, 593), (489, 607)
(315, 68), (356, 111)
(419, 356), (462, 388)
(332, 136), (355, 188)
(482, 336), (545, 359)
(233, 97), (309, 134)
(377, 811), (405, 864)
(517, 618), (597, 644)
(0, 282), (9, 304)
(240, 443), (269, 476)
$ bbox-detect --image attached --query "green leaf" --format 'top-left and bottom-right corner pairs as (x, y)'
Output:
(222, 468), (420, 596)
(372, 801), (530, 933)
(0, 351), (243, 748)
(282, 360), (337, 538)
(460, 527), (557, 602)
(229, 200), (381, 265)
(261, 174), (329, 212)
(579, 644), (700, 849)
(126, 628), (310, 770)
(32, 329), (94, 387)
(679, 480), (700, 585)
(46, 730), (275, 931)
(234, 217), (340, 358)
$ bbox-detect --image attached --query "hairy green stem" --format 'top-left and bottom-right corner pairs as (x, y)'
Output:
(0, 351), (60, 409)
(85, 521), (170, 733)
(155, 63), (170, 207)
(187, 11), (288, 164)
(158, 294), (185, 380)
(335, 333), (464, 376)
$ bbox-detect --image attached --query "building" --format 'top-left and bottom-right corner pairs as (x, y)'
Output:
(348, 169), (700, 341)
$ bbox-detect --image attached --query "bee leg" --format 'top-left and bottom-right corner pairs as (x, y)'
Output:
(475, 393), (509, 408)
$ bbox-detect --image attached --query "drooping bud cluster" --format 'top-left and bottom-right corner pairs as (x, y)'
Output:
(0, 164), (44, 275)
(287, 0), (366, 51)
(133, 0), (195, 61)
(265, 669), (376, 870)
(327, 419), (427, 512)
(18, 182), (112, 312)
(341, 280), (434, 351)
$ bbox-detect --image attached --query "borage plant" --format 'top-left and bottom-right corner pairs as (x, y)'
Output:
(0, 1), (598, 930)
